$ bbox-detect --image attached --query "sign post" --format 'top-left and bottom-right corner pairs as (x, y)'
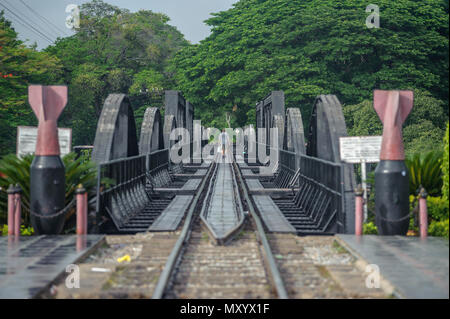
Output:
(339, 136), (382, 221)
(361, 159), (367, 219)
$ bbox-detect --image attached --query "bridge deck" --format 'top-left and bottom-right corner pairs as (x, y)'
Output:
(148, 195), (194, 231)
(241, 168), (255, 176)
(252, 195), (296, 233)
(246, 179), (265, 191)
(180, 179), (201, 191)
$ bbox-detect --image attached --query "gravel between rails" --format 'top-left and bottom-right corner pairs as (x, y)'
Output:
(164, 220), (275, 299)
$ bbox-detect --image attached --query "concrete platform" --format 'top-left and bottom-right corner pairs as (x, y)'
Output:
(336, 235), (449, 299)
(0, 235), (105, 299)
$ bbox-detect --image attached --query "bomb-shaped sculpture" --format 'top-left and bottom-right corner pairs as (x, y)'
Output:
(373, 90), (413, 235)
(29, 85), (67, 234)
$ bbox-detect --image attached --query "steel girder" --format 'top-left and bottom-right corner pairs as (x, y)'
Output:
(139, 107), (164, 155)
(306, 94), (356, 233)
(92, 94), (139, 163)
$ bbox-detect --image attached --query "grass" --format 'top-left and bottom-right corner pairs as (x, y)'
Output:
(332, 240), (349, 254)
(201, 231), (209, 242)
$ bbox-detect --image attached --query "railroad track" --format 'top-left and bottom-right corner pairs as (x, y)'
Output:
(152, 151), (289, 299)
(51, 152), (386, 299)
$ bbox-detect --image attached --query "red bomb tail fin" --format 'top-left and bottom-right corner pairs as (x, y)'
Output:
(374, 90), (413, 125)
(374, 90), (414, 161)
(28, 85), (68, 156)
(29, 85), (44, 119)
(29, 85), (67, 121)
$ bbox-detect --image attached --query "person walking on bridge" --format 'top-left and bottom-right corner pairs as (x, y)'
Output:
(219, 129), (230, 157)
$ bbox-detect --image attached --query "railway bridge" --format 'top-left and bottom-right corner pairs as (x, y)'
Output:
(0, 88), (448, 299)
(90, 90), (356, 236)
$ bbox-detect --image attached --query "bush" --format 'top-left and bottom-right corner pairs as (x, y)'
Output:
(0, 152), (98, 229)
(363, 222), (378, 235)
(443, 123), (449, 200)
(427, 196), (449, 222)
(429, 219), (449, 238)
(405, 150), (443, 196)
(1, 224), (34, 236)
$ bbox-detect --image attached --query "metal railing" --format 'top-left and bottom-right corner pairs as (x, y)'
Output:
(276, 148), (346, 233)
(278, 149), (297, 188)
(96, 154), (148, 232)
(147, 149), (172, 188)
(296, 154), (345, 233)
(95, 148), (175, 232)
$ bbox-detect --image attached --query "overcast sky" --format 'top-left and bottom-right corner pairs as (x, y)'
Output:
(0, 0), (238, 50)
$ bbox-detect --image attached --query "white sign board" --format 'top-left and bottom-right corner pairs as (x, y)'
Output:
(16, 126), (72, 158)
(339, 136), (382, 164)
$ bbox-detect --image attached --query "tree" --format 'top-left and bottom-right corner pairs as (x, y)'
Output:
(443, 123), (449, 200)
(171, 0), (449, 129)
(45, 0), (188, 146)
(0, 12), (62, 156)
(343, 90), (447, 155)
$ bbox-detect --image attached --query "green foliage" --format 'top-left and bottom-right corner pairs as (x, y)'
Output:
(427, 196), (449, 222)
(44, 0), (188, 146)
(405, 151), (443, 196)
(426, 190), (449, 238)
(1, 224), (34, 236)
(172, 0), (449, 129)
(442, 123), (449, 200)
(363, 221), (378, 235)
(409, 194), (448, 237)
(0, 12), (62, 156)
(344, 90), (447, 156)
(0, 153), (98, 228)
(429, 219), (449, 238)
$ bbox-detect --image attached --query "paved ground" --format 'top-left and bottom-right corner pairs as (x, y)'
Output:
(336, 235), (449, 299)
(0, 235), (104, 299)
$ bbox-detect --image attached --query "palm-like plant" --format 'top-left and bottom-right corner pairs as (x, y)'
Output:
(405, 150), (443, 196)
(0, 153), (98, 228)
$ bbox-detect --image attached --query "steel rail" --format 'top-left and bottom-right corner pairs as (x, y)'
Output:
(233, 160), (289, 299)
(151, 158), (217, 299)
